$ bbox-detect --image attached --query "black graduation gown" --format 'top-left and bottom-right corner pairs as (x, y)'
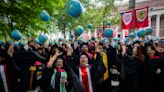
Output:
(120, 55), (145, 92)
(0, 52), (19, 92)
(145, 56), (163, 92)
(12, 48), (47, 91)
(68, 52), (106, 92)
(63, 55), (84, 92)
(160, 55), (164, 92)
(41, 68), (65, 92)
(105, 45), (118, 92)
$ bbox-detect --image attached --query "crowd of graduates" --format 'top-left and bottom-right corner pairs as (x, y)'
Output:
(0, 35), (164, 92)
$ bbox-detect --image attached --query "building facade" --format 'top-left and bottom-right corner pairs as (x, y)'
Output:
(117, 0), (164, 37)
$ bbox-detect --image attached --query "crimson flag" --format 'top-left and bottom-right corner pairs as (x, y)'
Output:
(135, 6), (149, 28)
(121, 10), (134, 29)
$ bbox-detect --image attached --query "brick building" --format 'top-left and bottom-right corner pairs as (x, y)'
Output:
(117, 0), (164, 38)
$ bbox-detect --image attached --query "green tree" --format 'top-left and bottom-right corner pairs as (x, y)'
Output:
(0, 0), (121, 41)
(0, 0), (64, 40)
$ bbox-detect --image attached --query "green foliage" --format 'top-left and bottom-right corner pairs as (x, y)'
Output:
(0, 0), (121, 41)
(0, 0), (64, 40)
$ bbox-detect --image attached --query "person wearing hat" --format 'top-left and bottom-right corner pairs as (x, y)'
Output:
(41, 51), (68, 92)
(73, 36), (94, 65)
(67, 52), (105, 92)
(11, 39), (48, 91)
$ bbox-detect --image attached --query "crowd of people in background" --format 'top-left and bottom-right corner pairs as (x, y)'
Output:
(0, 35), (164, 92)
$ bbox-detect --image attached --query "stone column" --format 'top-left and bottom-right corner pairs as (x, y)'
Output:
(156, 14), (161, 37)
(122, 30), (125, 39)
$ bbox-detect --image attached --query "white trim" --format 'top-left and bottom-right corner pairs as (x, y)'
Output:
(0, 65), (9, 92)
(79, 68), (82, 82)
(79, 67), (93, 92)
(86, 67), (93, 92)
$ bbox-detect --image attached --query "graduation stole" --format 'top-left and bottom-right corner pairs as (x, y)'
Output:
(0, 64), (9, 92)
(102, 52), (109, 80)
(79, 65), (93, 92)
(94, 52), (109, 80)
(51, 68), (67, 92)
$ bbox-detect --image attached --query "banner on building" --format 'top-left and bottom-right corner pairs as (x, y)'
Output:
(135, 6), (149, 28)
(121, 10), (134, 29)
(121, 6), (149, 29)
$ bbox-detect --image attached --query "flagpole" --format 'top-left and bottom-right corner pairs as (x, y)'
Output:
(129, 0), (136, 33)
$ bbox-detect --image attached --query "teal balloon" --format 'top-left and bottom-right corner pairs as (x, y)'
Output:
(69, 38), (73, 42)
(38, 35), (48, 44)
(77, 38), (83, 44)
(34, 38), (40, 44)
(137, 30), (146, 37)
(146, 40), (150, 43)
(145, 27), (153, 35)
(11, 29), (22, 41)
(67, 0), (83, 18)
(104, 28), (113, 37)
(27, 32), (31, 37)
(40, 11), (50, 21)
(88, 23), (93, 29)
(101, 38), (106, 43)
(58, 38), (62, 42)
(125, 37), (128, 42)
(129, 32), (136, 39)
(14, 42), (19, 47)
(116, 38), (120, 42)
(154, 37), (159, 41)
(7, 40), (12, 45)
(70, 35), (74, 39)
(0, 41), (5, 46)
(106, 21), (111, 26)
(113, 37), (118, 41)
(75, 26), (84, 36)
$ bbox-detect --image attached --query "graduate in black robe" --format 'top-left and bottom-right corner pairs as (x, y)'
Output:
(0, 45), (19, 92)
(119, 45), (145, 92)
(41, 55), (68, 92)
(12, 45), (47, 91)
(67, 52), (105, 92)
(145, 46), (163, 92)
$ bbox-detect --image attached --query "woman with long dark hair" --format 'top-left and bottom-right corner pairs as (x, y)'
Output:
(119, 45), (145, 92)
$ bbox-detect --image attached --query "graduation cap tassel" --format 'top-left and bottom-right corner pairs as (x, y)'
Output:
(28, 66), (36, 91)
